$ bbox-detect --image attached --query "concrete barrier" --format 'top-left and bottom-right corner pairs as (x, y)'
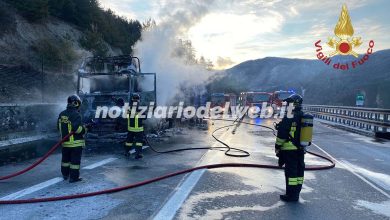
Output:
(0, 103), (64, 141)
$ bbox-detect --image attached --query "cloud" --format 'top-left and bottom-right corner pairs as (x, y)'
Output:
(101, 0), (389, 67)
(188, 9), (285, 66)
(158, 0), (215, 34)
(353, 19), (390, 52)
(216, 56), (235, 69)
(99, 0), (159, 21)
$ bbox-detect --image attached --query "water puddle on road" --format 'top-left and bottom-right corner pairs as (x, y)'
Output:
(179, 190), (283, 220)
(347, 133), (390, 147)
(177, 188), (283, 219)
(199, 202), (284, 220)
(177, 168), (316, 219)
(224, 168), (315, 195)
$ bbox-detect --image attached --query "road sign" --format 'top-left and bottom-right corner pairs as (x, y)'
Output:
(356, 94), (365, 106)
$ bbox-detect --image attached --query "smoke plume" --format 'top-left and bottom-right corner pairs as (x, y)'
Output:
(134, 0), (216, 105)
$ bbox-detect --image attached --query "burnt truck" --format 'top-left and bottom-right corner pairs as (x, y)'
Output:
(77, 55), (156, 144)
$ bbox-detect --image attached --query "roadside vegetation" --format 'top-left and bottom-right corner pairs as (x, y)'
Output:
(31, 38), (78, 69)
(5, 0), (142, 56)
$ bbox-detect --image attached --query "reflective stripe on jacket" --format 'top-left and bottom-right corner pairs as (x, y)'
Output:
(128, 113), (144, 132)
(58, 108), (86, 148)
(275, 111), (303, 151)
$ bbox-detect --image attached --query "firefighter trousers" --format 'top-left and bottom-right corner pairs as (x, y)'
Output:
(282, 150), (305, 198)
(61, 147), (83, 181)
(125, 131), (144, 155)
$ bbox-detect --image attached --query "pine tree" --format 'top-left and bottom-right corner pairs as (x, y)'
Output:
(7, 0), (49, 21)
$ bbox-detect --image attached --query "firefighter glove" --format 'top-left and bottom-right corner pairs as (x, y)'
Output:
(278, 151), (285, 167)
(275, 144), (281, 157)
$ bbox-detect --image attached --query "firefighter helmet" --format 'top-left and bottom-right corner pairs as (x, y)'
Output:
(131, 93), (140, 102)
(283, 94), (303, 108)
(67, 95), (82, 108)
(116, 98), (125, 107)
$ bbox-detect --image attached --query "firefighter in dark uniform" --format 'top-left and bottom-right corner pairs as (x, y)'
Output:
(58, 95), (87, 183)
(125, 94), (144, 159)
(275, 94), (313, 202)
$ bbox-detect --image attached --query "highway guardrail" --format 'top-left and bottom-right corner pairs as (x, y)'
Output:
(303, 105), (390, 134)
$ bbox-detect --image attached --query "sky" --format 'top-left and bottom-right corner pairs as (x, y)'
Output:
(99, 0), (390, 69)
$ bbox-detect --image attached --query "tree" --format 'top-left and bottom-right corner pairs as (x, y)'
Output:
(79, 25), (109, 57)
(205, 59), (214, 70)
(6, 0), (49, 22)
(32, 38), (78, 69)
(8, 0), (142, 55)
(142, 18), (157, 31)
(0, 2), (16, 35)
(73, 0), (100, 28)
(48, 0), (76, 22)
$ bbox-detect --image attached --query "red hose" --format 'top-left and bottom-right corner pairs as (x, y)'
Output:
(0, 117), (335, 205)
(0, 132), (74, 181)
(0, 150), (334, 204)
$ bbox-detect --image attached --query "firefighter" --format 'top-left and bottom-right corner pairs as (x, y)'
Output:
(58, 95), (87, 183)
(125, 93), (144, 159)
(274, 94), (313, 202)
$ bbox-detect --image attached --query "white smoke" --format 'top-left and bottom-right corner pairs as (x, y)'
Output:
(134, 0), (216, 105)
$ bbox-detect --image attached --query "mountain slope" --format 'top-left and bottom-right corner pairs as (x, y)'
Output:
(208, 49), (390, 108)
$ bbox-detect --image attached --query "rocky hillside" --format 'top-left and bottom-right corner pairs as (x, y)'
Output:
(207, 49), (390, 108)
(0, 0), (142, 103)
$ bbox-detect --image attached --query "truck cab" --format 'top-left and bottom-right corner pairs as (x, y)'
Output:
(239, 91), (272, 116)
(77, 55), (156, 143)
(239, 92), (271, 107)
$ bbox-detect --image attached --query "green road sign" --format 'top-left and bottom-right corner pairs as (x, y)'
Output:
(356, 94), (365, 106)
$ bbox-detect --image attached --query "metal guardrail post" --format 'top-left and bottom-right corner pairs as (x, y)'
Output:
(384, 113), (389, 132)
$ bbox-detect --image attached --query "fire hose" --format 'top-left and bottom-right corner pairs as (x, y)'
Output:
(0, 132), (74, 181)
(0, 119), (335, 204)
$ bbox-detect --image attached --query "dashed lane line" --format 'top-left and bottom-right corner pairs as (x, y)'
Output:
(0, 177), (64, 200)
(153, 129), (232, 220)
(0, 157), (117, 200)
(153, 169), (206, 220)
(83, 157), (117, 170)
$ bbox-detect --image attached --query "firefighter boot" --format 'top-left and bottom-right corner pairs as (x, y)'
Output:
(281, 186), (299, 202)
(69, 177), (83, 183)
(125, 149), (131, 158)
(280, 194), (299, 202)
(281, 177), (299, 202)
(124, 145), (132, 158)
(135, 144), (143, 159)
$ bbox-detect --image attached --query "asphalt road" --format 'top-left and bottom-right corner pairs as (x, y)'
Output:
(0, 117), (389, 220)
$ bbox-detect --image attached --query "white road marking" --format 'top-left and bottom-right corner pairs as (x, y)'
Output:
(153, 170), (206, 220)
(312, 143), (390, 199)
(1, 157), (117, 201)
(341, 160), (390, 191)
(0, 177), (63, 200)
(153, 129), (231, 220)
(83, 157), (117, 170)
(356, 200), (390, 218)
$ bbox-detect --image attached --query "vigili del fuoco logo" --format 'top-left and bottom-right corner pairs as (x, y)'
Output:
(314, 4), (374, 70)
